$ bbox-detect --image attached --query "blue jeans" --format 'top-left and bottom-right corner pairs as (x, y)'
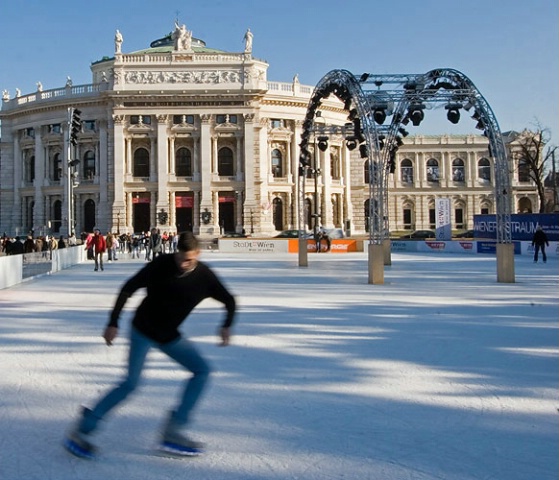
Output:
(79, 327), (211, 434)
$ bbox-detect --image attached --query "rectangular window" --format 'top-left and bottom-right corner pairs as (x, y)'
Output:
(83, 120), (96, 131)
(455, 208), (464, 229)
(216, 114), (237, 124)
(429, 208), (436, 229)
(271, 119), (284, 129)
(173, 115), (194, 125)
(130, 115), (151, 125)
(481, 208), (489, 215)
(403, 208), (412, 229)
(50, 124), (61, 134)
(26, 128), (35, 138)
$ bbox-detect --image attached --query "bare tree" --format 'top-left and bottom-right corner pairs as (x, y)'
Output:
(507, 125), (557, 213)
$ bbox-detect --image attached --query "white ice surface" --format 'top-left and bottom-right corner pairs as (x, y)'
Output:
(0, 251), (557, 480)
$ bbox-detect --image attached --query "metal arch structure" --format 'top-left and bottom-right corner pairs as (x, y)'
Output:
(359, 68), (512, 245)
(297, 69), (386, 272)
(298, 68), (515, 283)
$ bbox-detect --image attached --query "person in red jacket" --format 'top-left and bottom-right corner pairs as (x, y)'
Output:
(86, 229), (107, 271)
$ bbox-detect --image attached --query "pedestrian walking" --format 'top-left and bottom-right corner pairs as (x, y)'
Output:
(64, 232), (236, 459)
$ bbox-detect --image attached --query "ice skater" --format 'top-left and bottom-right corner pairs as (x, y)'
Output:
(64, 232), (236, 458)
(532, 226), (549, 263)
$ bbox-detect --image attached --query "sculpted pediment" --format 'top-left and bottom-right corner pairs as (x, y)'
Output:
(121, 69), (244, 86)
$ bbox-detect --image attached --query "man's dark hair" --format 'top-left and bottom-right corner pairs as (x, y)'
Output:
(177, 231), (199, 252)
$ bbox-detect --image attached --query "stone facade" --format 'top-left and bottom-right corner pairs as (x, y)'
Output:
(0, 27), (539, 238)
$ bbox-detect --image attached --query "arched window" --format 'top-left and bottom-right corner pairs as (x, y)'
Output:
(53, 200), (62, 233)
(84, 150), (95, 180)
(518, 157), (530, 182)
(273, 197), (284, 230)
(452, 158), (465, 182)
(478, 158), (491, 182)
(25, 155), (35, 183)
(271, 149), (283, 177)
(426, 158), (439, 183)
(83, 199), (96, 233)
(402, 202), (414, 230)
(218, 147), (234, 176)
(517, 197), (533, 213)
(133, 148), (150, 177)
(400, 159), (413, 184)
(176, 148), (192, 176)
(454, 201), (466, 229)
(428, 200), (436, 229)
(53, 153), (62, 181)
(364, 160), (370, 184)
(332, 194), (340, 227)
(330, 151), (340, 179)
(304, 198), (312, 230)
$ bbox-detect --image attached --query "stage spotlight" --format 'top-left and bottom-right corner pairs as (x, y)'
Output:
(360, 73), (370, 83)
(373, 108), (386, 125)
(408, 104), (425, 126)
(445, 104), (461, 124)
(398, 127), (409, 137)
(346, 137), (358, 151)
(359, 144), (369, 158)
(317, 136), (329, 152)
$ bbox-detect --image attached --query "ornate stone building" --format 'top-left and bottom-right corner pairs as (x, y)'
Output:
(0, 24), (539, 238)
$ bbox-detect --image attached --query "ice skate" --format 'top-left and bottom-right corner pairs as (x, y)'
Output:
(63, 428), (97, 459)
(63, 407), (98, 460)
(158, 416), (205, 457)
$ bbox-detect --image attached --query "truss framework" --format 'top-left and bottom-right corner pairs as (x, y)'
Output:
(299, 68), (512, 245)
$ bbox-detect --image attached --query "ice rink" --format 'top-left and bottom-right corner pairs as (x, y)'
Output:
(0, 251), (557, 480)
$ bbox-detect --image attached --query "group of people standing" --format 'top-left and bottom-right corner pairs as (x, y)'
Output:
(84, 228), (180, 271)
(1, 232), (77, 256)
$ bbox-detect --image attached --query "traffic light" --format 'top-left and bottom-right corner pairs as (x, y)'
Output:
(70, 108), (81, 145)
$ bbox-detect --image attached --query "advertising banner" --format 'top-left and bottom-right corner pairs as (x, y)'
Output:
(435, 198), (452, 240)
(474, 213), (559, 241)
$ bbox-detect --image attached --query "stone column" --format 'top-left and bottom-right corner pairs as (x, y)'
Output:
(98, 119), (110, 231)
(12, 131), (22, 233)
(169, 135), (176, 175)
(34, 129), (45, 229)
(243, 114), (256, 229)
(156, 115), (170, 229)
(199, 114), (213, 235)
(113, 116), (126, 205)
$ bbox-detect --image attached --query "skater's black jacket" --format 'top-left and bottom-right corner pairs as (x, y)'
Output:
(108, 254), (236, 344)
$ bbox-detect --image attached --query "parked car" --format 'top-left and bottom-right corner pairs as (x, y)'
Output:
(212, 231), (248, 245)
(274, 230), (312, 238)
(399, 230), (436, 240)
(321, 228), (345, 239)
(454, 229), (475, 238)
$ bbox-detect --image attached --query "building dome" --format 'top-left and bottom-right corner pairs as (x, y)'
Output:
(135, 33), (225, 55)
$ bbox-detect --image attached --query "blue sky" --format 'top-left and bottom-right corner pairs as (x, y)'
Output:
(1, 0), (557, 146)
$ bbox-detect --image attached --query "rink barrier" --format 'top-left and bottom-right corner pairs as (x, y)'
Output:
(217, 238), (558, 257)
(0, 247), (86, 290)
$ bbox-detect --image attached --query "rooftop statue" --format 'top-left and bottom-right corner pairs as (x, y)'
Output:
(173, 21), (192, 51)
(115, 29), (123, 54)
(244, 28), (253, 53)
